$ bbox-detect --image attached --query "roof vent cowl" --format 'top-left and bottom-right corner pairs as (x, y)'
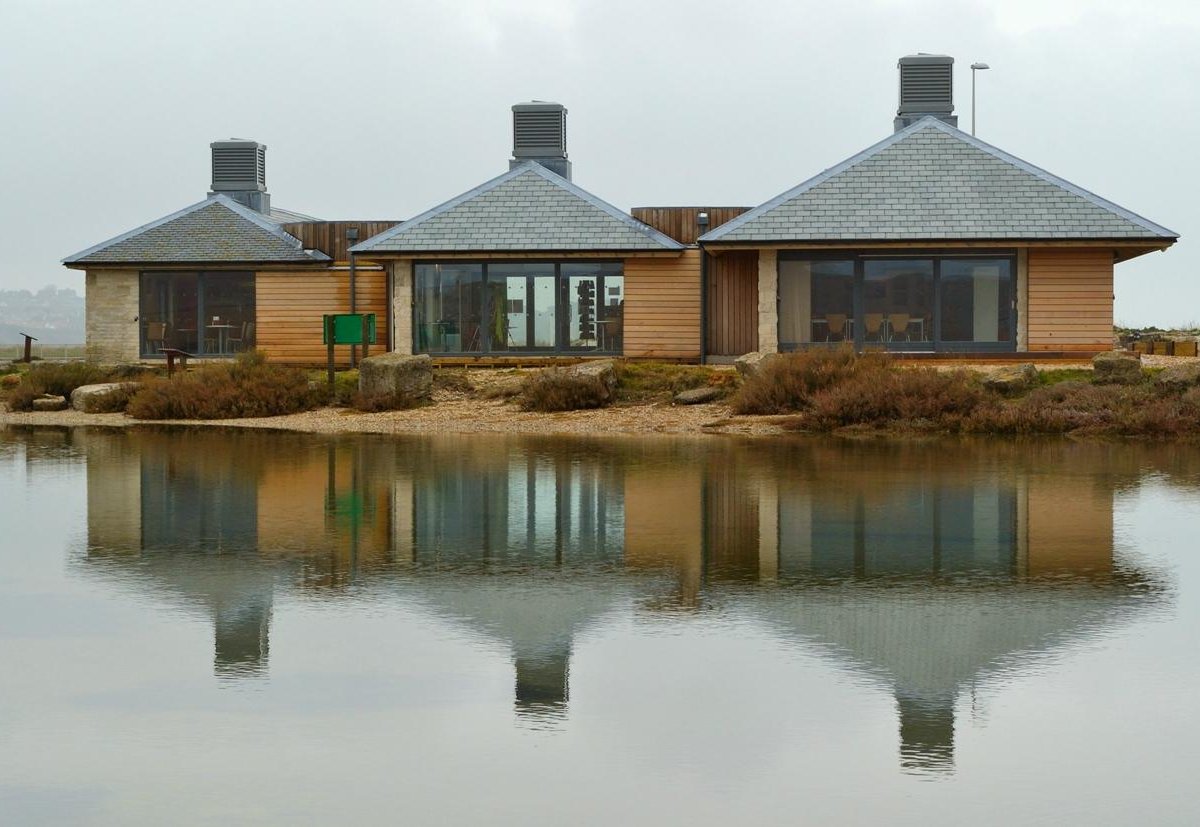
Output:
(894, 54), (958, 132)
(210, 139), (271, 214)
(509, 101), (572, 181)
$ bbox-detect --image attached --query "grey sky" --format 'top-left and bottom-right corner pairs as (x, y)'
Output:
(1, 0), (1195, 326)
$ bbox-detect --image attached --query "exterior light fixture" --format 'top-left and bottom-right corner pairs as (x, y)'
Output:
(971, 62), (991, 136)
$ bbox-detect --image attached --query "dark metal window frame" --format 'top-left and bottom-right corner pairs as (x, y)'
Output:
(777, 250), (1017, 353)
(411, 260), (625, 356)
(138, 270), (255, 359)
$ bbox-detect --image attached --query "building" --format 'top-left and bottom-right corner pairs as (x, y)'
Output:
(65, 56), (1177, 364)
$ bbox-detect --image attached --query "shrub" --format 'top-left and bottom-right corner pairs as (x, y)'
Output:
(77, 384), (138, 413)
(519, 369), (611, 412)
(808, 367), (986, 430)
(614, 362), (726, 403)
(4, 361), (117, 411)
(730, 349), (891, 415)
(126, 351), (322, 419)
(349, 389), (424, 412)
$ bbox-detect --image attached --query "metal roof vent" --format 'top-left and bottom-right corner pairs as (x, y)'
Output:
(510, 101), (571, 181)
(894, 54), (958, 132)
(210, 139), (270, 213)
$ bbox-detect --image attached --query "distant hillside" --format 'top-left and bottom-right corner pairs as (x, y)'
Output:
(0, 287), (85, 344)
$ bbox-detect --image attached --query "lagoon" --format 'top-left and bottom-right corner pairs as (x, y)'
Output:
(1, 427), (1198, 825)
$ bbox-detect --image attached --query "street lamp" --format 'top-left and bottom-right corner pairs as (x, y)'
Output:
(971, 62), (990, 136)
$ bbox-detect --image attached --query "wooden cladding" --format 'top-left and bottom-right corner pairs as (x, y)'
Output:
(624, 250), (702, 359)
(631, 207), (751, 245)
(706, 251), (758, 356)
(280, 221), (401, 263)
(1026, 249), (1114, 352)
(256, 269), (390, 365)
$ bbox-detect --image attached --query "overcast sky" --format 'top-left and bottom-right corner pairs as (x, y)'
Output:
(1, 0), (1196, 325)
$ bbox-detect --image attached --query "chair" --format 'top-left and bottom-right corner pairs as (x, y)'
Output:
(825, 313), (849, 342)
(145, 321), (167, 353)
(887, 313), (910, 342)
(863, 313), (885, 342)
(227, 321), (255, 352)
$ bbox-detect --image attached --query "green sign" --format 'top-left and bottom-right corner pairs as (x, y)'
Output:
(322, 313), (377, 345)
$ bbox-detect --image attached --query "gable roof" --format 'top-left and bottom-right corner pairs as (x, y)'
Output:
(351, 162), (685, 254)
(701, 117), (1179, 244)
(63, 194), (331, 265)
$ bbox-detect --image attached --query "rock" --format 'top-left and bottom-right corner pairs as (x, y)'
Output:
(982, 363), (1037, 395)
(1092, 350), (1143, 385)
(70, 382), (136, 412)
(1156, 361), (1200, 390)
(358, 353), (434, 402)
(673, 386), (722, 405)
(31, 394), (67, 411)
(734, 351), (778, 379)
(568, 360), (618, 398)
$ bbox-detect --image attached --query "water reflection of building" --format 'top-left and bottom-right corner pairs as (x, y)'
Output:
(74, 430), (1165, 759)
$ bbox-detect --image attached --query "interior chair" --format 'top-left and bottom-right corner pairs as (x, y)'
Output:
(825, 313), (849, 342)
(887, 313), (910, 342)
(863, 313), (885, 342)
(227, 321), (255, 352)
(145, 321), (167, 353)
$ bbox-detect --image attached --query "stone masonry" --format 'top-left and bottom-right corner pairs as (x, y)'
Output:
(757, 249), (779, 353)
(85, 270), (140, 363)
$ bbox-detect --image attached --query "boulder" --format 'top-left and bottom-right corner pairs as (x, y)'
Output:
(982, 363), (1038, 395)
(673, 386), (723, 405)
(1092, 350), (1143, 385)
(358, 353), (434, 402)
(1156, 361), (1200, 391)
(31, 394), (67, 412)
(735, 351), (778, 379)
(70, 382), (136, 412)
(568, 359), (618, 398)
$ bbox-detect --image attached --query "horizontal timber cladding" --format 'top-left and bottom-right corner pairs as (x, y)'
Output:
(706, 251), (759, 356)
(1026, 249), (1114, 352)
(280, 221), (401, 262)
(256, 269), (390, 365)
(630, 207), (752, 245)
(624, 250), (702, 360)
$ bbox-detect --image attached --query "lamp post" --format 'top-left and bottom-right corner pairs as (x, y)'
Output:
(971, 62), (990, 136)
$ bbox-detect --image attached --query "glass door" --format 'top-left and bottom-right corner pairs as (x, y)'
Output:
(863, 259), (934, 349)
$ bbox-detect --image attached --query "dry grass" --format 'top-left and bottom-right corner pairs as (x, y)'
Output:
(730, 349), (891, 415)
(519, 370), (612, 412)
(5, 361), (119, 412)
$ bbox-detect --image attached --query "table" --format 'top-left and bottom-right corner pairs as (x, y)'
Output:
(206, 324), (236, 354)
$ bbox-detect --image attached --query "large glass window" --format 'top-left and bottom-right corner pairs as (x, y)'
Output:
(139, 271), (255, 357)
(777, 252), (1015, 352)
(413, 262), (624, 355)
(414, 264), (484, 353)
(939, 259), (1013, 343)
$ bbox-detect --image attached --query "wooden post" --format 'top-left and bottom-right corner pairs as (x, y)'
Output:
(361, 314), (370, 362)
(19, 332), (37, 363)
(326, 316), (336, 390)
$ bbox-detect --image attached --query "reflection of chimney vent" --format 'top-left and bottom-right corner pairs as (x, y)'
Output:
(510, 102), (572, 181)
(210, 138), (271, 213)
(894, 54), (957, 132)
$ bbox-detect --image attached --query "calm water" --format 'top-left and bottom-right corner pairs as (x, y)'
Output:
(1, 427), (1198, 825)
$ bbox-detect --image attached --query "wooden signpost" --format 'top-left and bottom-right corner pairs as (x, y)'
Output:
(322, 313), (377, 387)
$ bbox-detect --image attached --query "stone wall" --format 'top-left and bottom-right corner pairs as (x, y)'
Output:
(756, 249), (779, 353)
(85, 270), (140, 363)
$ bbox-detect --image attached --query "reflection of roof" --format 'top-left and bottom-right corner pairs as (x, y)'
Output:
(63, 195), (331, 265)
(351, 162), (685, 253)
(742, 581), (1157, 697)
(702, 117), (1178, 244)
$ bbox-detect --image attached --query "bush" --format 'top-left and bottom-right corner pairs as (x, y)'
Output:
(808, 367), (986, 430)
(4, 361), (116, 411)
(519, 369), (611, 412)
(614, 361), (732, 403)
(126, 351), (322, 419)
(731, 349), (891, 415)
(349, 389), (424, 412)
(77, 384), (138, 413)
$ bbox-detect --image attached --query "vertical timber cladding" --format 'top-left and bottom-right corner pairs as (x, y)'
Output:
(624, 249), (702, 359)
(1026, 249), (1114, 352)
(705, 251), (759, 356)
(256, 268), (391, 365)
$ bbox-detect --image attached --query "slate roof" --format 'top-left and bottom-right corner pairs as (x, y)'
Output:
(63, 194), (331, 265)
(351, 162), (684, 254)
(702, 117), (1178, 244)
